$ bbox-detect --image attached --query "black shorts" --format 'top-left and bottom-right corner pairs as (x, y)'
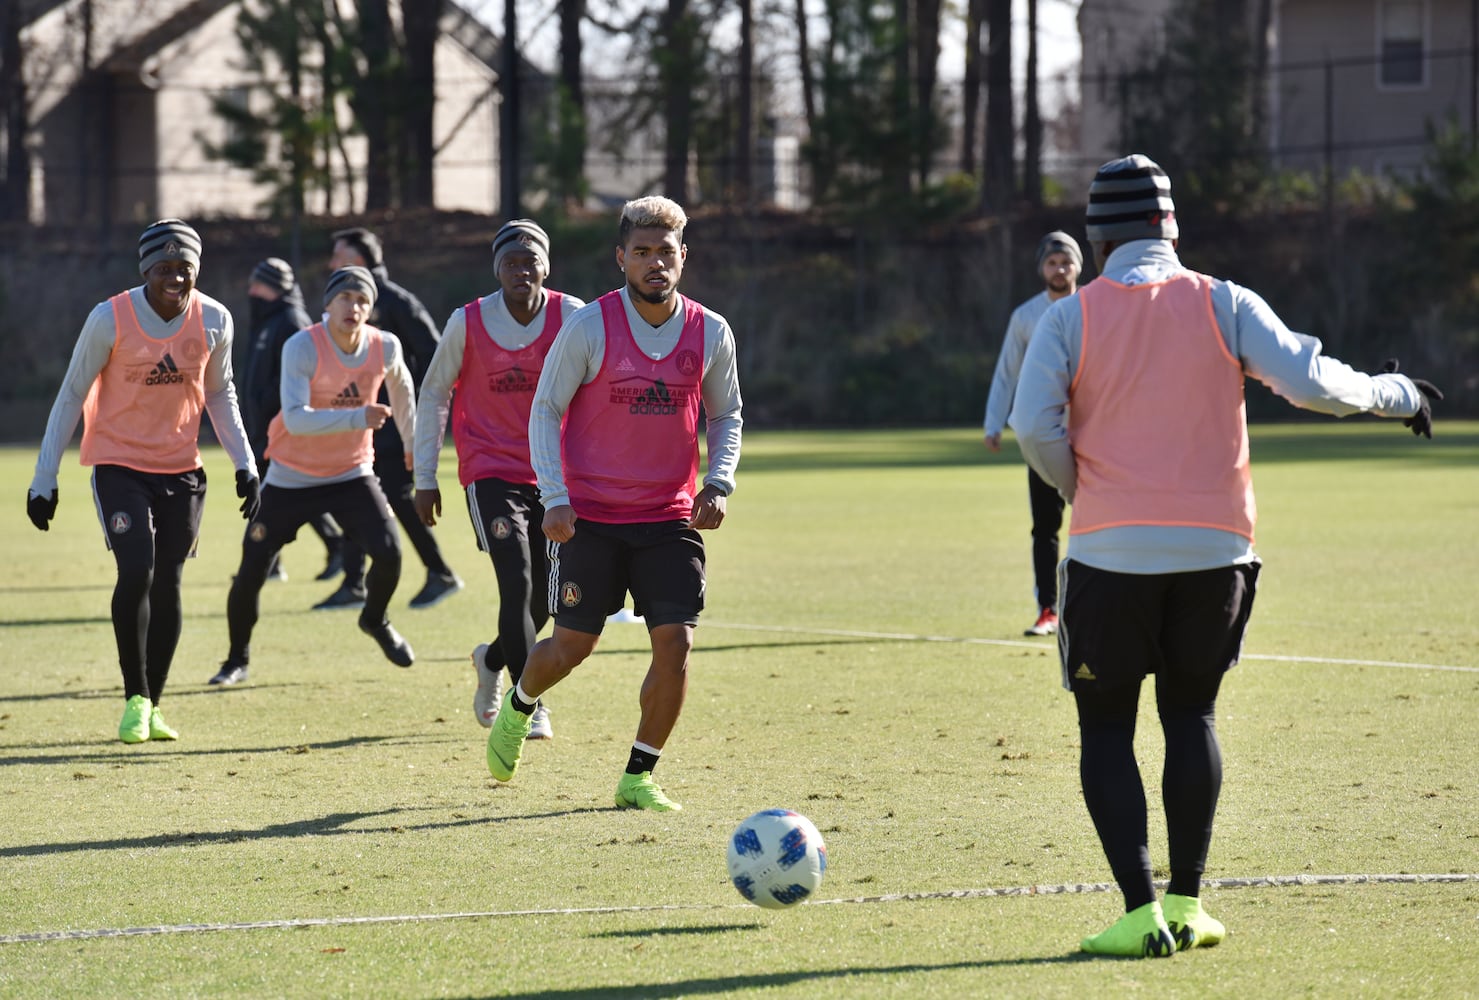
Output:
(91, 464), (207, 561)
(465, 477), (544, 555)
(548, 519), (706, 634)
(246, 477), (398, 559)
(1057, 559), (1260, 701)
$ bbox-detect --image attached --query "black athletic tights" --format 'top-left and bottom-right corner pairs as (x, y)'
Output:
(1076, 682), (1223, 911)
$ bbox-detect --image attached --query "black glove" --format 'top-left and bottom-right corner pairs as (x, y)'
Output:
(27, 489), (58, 532)
(1380, 359), (1443, 439)
(236, 469), (261, 521)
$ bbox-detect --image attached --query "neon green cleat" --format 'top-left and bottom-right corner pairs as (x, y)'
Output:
(614, 771), (683, 812)
(1163, 893), (1225, 950)
(148, 704), (179, 741)
(485, 690), (531, 782)
(118, 695), (151, 744)
(1080, 901), (1176, 958)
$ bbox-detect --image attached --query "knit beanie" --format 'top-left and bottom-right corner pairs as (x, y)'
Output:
(331, 227), (384, 268)
(1085, 154), (1178, 244)
(323, 266), (378, 310)
(1036, 231), (1083, 272)
(251, 257), (295, 293)
(492, 219), (551, 274)
(138, 219), (202, 275)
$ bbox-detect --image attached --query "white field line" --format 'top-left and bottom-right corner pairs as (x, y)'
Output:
(704, 621), (1479, 673)
(2, 873), (1472, 944)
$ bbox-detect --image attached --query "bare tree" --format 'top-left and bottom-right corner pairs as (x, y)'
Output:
(657, 0), (699, 202)
(913, 0), (943, 189)
(357, 0), (394, 210)
(0, 0), (28, 222)
(501, 0), (521, 216)
(1022, 0), (1042, 206)
(960, 0), (984, 177)
(555, 0), (587, 208)
(735, 0), (753, 202)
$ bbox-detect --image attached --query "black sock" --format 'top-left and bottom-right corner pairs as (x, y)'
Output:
(510, 688), (537, 714)
(625, 746), (660, 775)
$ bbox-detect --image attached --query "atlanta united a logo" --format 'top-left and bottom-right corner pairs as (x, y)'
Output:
(560, 581), (582, 607)
(109, 511), (131, 534)
(675, 349), (701, 377)
(491, 516), (513, 541)
(249, 522), (268, 542)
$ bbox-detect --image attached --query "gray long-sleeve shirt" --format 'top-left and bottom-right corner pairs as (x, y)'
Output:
(983, 290), (1053, 438)
(528, 285), (743, 512)
(1010, 239), (1423, 574)
(265, 323), (416, 489)
(30, 287), (255, 497)
(413, 288), (586, 491)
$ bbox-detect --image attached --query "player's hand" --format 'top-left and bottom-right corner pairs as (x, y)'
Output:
(984, 433), (1002, 453)
(690, 484), (727, 530)
(414, 488), (442, 527)
(236, 470), (261, 521)
(1381, 358), (1443, 438)
(364, 403), (392, 430)
(27, 489), (58, 531)
(542, 504), (577, 543)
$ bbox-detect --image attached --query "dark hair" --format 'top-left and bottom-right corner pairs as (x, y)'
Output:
(331, 227), (384, 268)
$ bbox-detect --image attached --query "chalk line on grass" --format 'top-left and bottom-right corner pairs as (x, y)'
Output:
(3, 873), (1472, 945)
(705, 621), (1478, 673)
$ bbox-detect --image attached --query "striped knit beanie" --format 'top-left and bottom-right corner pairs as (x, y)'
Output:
(251, 257), (295, 293)
(1085, 155), (1178, 244)
(138, 219), (202, 275)
(492, 219), (551, 273)
(322, 266), (378, 310)
(1036, 231), (1083, 272)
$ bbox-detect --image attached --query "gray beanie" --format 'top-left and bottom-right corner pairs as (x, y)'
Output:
(1085, 154), (1178, 244)
(322, 266), (378, 310)
(138, 219), (202, 276)
(492, 219), (551, 274)
(251, 257), (295, 293)
(1036, 231), (1083, 272)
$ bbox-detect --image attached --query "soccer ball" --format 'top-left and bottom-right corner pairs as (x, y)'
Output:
(726, 809), (827, 909)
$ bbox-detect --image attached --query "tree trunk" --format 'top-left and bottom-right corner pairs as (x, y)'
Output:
(402, 0), (441, 208)
(556, 0), (586, 209)
(914, 0), (942, 190)
(500, 0), (522, 217)
(659, 0), (694, 204)
(735, 0), (754, 203)
(1022, 0), (1041, 206)
(888, 0), (911, 197)
(961, 0), (984, 176)
(358, 0), (394, 210)
(1, 0), (30, 222)
(982, 0), (1014, 212)
(795, 0), (824, 201)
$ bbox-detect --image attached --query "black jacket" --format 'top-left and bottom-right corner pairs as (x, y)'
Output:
(366, 263), (442, 466)
(242, 285), (313, 462)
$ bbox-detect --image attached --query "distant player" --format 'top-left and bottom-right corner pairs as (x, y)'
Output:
(211, 266), (418, 686)
(28, 219), (259, 743)
(1012, 154), (1442, 957)
(484, 196), (743, 812)
(413, 220), (585, 738)
(983, 231), (1081, 636)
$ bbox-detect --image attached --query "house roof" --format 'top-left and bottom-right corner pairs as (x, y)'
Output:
(98, 0), (235, 72)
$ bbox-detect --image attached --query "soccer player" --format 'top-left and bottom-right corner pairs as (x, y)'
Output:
(314, 227), (462, 611)
(210, 266), (418, 685)
(1011, 154), (1442, 957)
(484, 196), (743, 812)
(28, 219), (260, 743)
(242, 256), (344, 582)
(412, 219), (585, 738)
(982, 231), (1081, 636)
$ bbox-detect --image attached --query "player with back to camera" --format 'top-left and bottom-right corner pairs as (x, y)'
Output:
(210, 266), (418, 685)
(983, 230), (1081, 637)
(412, 220), (585, 739)
(1011, 154), (1442, 957)
(28, 219), (260, 743)
(484, 196), (743, 812)
(242, 256), (345, 583)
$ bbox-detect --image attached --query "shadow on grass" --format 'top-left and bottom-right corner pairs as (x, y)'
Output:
(0, 731), (464, 768)
(0, 801), (609, 859)
(461, 955), (1097, 999)
(0, 678), (361, 706)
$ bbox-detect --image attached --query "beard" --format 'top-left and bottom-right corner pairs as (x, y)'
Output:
(627, 276), (674, 305)
(1046, 276), (1072, 294)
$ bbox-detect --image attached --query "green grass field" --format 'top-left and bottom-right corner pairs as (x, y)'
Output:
(2, 424), (1476, 999)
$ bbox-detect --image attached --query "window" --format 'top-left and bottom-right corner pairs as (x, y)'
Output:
(1379, 0), (1425, 87)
